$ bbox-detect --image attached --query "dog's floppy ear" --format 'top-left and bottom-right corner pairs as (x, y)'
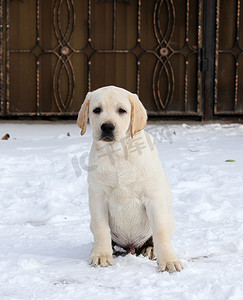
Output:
(129, 93), (147, 138)
(77, 92), (92, 135)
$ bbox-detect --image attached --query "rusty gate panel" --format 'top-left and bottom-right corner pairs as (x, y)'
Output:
(0, 0), (203, 117)
(8, 0), (88, 116)
(139, 0), (202, 116)
(214, 0), (243, 115)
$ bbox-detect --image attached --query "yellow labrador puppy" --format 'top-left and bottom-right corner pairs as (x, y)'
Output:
(77, 86), (183, 273)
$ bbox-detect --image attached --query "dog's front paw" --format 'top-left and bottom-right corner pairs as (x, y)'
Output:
(158, 257), (184, 273)
(89, 253), (114, 267)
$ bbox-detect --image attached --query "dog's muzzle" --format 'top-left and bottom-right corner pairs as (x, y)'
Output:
(100, 122), (116, 142)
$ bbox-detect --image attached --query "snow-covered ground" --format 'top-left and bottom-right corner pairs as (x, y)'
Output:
(0, 121), (243, 300)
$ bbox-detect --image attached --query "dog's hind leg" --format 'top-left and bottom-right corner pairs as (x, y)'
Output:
(138, 237), (156, 260)
(141, 246), (155, 260)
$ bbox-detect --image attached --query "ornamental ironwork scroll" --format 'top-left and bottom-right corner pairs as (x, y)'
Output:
(53, 0), (75, 112)
(150, 0), (202, 113)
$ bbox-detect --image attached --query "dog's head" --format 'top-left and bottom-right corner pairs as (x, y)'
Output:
(77, 86), (147, 143)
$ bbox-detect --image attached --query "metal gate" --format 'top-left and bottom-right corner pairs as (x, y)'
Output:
(0, 0), (243, 120)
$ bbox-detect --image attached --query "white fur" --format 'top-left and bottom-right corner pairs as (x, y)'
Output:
(77, 86), (183, 272)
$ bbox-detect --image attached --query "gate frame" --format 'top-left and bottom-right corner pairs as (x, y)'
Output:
(203, 0), (216, 121)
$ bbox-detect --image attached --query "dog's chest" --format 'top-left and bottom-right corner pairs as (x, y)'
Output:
(98, 163), (139, 190)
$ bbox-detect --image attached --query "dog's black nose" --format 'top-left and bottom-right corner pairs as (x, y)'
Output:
(101, 122), (115, 134)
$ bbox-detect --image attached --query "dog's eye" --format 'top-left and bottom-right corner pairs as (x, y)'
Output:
(93, 107), (102, 114)
(118, 108), (127, 114)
